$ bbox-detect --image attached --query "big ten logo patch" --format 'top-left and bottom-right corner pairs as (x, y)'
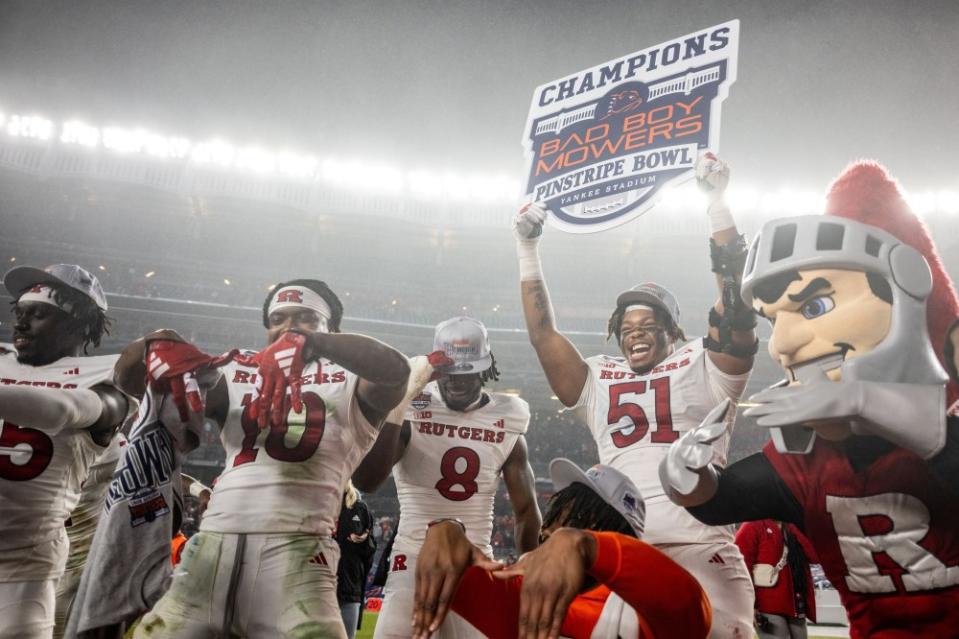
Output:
(391, 554), (408, 572)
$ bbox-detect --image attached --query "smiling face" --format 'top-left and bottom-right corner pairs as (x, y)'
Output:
(618, 308), (673, 373)
(753, 267), (893, 440)
(12, 300), (82, 365)
(753, 268), (892, 383)
(437, 372), (483, 412)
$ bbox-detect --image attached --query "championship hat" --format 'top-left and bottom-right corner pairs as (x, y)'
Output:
(432, 316), (492, 375)
(549, 458), (645, 538)
(4, 264), (108, 312)
(615, 282), (681, 329)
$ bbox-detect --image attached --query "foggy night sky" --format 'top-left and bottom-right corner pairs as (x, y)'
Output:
(0, 0), (957, 191)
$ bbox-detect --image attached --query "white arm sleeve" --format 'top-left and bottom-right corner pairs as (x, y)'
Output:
(704, 352), (751, 404)
(0, 385), (103, 434)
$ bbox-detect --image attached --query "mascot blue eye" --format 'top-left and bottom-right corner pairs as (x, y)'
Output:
(800, 296), (835, 319)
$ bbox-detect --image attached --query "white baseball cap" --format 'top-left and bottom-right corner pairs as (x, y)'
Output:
(4, 264), (108, 311)
(432, 316), (492, 375)
(549, 458), (645, 538)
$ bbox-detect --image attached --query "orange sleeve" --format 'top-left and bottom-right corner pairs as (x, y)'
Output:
(587, 531), (712, 639)
(171, 532), (188, 567)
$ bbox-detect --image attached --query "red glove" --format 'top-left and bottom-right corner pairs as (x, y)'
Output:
(146, 340), (236, 422)
(244, 331), (311, 430)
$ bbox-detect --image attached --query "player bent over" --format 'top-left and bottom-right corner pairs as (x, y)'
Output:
(412, 459), (710, 639)
(0, 265), (130, 639)
(119, 279), (410, 639)
(660, 163), (959, 638)
(354, 316), (541, 638)
(514, 155), (756, 637)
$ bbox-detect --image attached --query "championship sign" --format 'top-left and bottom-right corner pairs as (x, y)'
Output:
(522, 20), (739, 233)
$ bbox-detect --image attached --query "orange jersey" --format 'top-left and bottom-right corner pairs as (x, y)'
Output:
(451, 531), (711, 639)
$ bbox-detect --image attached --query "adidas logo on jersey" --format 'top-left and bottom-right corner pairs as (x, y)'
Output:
(308, 552), (328, 566)
(708, 553), (725, 565)
(63, 367), (80, 375)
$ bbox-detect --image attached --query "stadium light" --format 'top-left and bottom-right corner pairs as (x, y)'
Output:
(61, 120), (100, 148)
(3, 102), (959, 213)
(191, 140), (236, 168)
(7, 114), (53, 141)
(937, 190), (959, 215)
(144, 271), (155, 278)
(235, 146), (275, 175)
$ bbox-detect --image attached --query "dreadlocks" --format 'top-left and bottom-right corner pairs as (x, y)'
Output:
(480, 352), (500, 385)
(542, 481), (636, 538)
(606, 304), (685, 345)
(262, 279), (344, 332)
(11, 283), (111, 353)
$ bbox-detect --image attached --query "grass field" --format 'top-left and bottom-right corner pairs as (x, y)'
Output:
(356, 611), (378, 639)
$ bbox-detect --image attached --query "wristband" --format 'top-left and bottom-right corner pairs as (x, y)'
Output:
(516, 241), (544, 281)
(189, 481), (211, 498)
(427, 518), (466, 533)
(707, 200), (736, 234)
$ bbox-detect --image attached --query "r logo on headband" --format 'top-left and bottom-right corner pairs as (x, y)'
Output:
(276, 290), (304, 304)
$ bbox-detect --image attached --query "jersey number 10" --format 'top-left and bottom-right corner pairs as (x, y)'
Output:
(233, 391), (327, 467)
(607, 378), (679, 447)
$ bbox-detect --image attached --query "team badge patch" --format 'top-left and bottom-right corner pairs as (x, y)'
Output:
(411, 392), (432, 410)
(522, 20), (739, 233)
(128, 489), (170, 527)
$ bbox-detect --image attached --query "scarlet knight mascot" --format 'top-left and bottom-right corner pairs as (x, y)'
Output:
(659, 161), (959, 638)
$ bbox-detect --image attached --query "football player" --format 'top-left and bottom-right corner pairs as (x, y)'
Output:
(513, 155), (756, 636)
(119, 278), (410, 639)
(354, 316), (541, 638)
(0, 264), (130, 639)
(660, 162), (959, 638)
(411, 459), (711, 639)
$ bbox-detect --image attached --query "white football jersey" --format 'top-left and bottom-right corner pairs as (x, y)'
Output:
(392, 382), (529, 557)
(0, 345), (119, 581)
(573, 339), (749, 545)
(201, 356), (378, 536)
(64, 433), (126, 572)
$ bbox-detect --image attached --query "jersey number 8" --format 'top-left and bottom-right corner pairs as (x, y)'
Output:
(435, 446), (481, 501)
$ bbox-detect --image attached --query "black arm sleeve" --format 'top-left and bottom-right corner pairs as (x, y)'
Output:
(687, 452), (804, 529)
(928, 416), (959, 499)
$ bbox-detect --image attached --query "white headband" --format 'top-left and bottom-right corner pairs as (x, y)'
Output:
(268, 286), (332, 331)
(624, 304), (654, 314)
(18, 285), (73, 313)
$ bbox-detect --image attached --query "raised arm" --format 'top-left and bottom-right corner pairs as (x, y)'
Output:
(307, 332), (410, 426)
(514, 203), (589, 407)
(501, 436), (542, 554)
(696, 154), (756, 376)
